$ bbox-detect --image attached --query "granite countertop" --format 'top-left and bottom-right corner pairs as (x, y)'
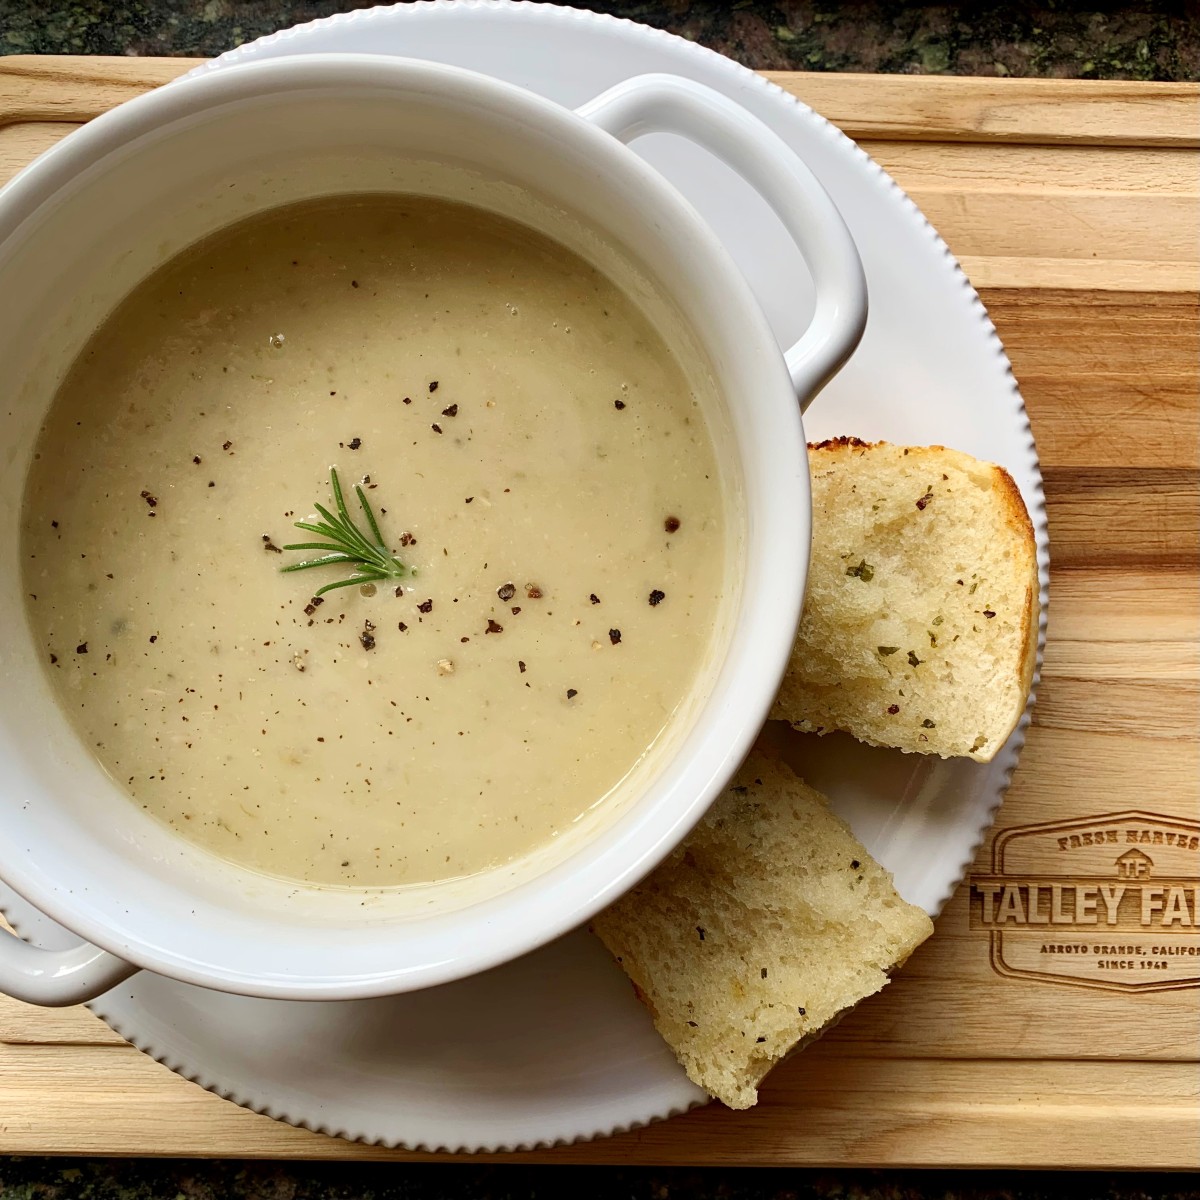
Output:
(2, 0), (1197, 78)
(2, 1161), (1199, 1199)
(1, 2), (1198, 1197)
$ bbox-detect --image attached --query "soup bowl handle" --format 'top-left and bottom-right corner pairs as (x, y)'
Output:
(0, 926), (138, 1007)
(577, 73), (867, 412)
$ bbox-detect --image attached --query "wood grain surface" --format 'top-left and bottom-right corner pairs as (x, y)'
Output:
(0, 57), (1197, 1169)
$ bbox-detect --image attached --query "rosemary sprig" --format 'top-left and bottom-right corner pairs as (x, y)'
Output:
(281, 468), (409, 596)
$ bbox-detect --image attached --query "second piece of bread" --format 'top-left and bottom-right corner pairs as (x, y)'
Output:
(772, 438), (1039, 762)
(592, 751), (934, 1109)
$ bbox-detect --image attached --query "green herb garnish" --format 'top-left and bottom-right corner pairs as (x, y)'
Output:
(281, 468), (409, 596)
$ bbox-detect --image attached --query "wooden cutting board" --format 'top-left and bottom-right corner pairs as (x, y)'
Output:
(1, 57), (1197, 1169)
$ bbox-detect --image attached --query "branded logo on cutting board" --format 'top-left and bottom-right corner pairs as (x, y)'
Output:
(969, 811), (1200, 992)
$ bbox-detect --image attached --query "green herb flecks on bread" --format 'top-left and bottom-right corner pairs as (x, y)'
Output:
(591, 752), (934, 1109)
(772, 438), (1039, 762)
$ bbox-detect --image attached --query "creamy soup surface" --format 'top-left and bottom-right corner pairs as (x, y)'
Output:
(22, 195), (726, 888)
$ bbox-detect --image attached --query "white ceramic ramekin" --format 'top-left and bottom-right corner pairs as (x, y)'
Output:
(0, 56), (865, 1006)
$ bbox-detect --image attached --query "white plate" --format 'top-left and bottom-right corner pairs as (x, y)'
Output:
(1, 0), (1048, 1153)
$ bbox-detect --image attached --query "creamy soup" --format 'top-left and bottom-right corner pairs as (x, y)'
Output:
(21, 195), (726, 888)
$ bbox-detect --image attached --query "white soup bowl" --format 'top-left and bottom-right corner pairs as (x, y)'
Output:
(0, 55), (865, 1006)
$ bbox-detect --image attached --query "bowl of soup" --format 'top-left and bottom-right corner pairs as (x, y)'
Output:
(0, 56), (865, 1005)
